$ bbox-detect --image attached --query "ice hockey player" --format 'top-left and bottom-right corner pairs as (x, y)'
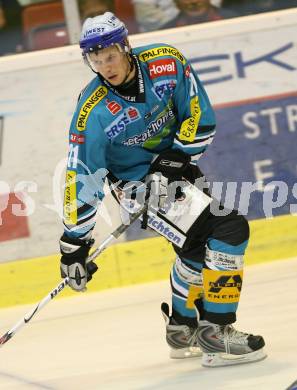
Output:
(59, 12), (266, 367)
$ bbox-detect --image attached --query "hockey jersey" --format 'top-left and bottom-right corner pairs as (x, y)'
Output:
(64, 43), (216, 238)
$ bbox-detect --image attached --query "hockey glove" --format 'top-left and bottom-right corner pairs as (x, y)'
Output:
(148, 149), (191, 204)
(60, 234), (98, 292)
(149, 149), (191, 182)
(142, 150), (191, 229)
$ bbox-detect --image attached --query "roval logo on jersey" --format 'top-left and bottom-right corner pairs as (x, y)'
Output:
(105, 99), (122, 115)
(105, 107), (140, 140)
(149, 59), (177, 79)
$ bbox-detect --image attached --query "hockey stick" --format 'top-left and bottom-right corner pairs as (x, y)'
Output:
(0, 204), (147, 347)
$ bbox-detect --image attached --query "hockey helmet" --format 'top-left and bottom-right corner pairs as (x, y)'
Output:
(80, 12), (129, 54)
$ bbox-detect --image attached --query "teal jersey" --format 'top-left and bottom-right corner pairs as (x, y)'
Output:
(64, 43), (216, 238)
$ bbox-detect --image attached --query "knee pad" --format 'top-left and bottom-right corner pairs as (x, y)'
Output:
(174, 256), (203, 286)
(205, 247), (244, 271)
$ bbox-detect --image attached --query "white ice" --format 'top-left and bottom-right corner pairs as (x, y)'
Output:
(0, 258), (297, 390)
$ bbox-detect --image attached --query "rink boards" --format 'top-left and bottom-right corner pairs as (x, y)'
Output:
(1, 213), (297, 308)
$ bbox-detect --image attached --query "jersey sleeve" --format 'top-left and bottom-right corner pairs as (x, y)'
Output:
(63, 96), (108, 240)
(172, 55), (216, 164)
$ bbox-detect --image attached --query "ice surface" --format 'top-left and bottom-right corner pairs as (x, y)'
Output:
(0, 258), (297, 390)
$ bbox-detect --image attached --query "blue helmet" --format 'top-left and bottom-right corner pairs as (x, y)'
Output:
(80, 12), (129, 54)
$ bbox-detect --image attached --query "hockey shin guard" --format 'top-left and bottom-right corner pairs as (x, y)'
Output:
(170, 256), (203, 327)
(202, 239), (247, 325)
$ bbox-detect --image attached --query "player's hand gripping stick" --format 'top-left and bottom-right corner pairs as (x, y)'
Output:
(0, 204), (147, 348)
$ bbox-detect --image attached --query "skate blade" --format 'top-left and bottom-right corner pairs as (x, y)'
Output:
(202, 348), (267, 367)
(170, 347), (202, 359)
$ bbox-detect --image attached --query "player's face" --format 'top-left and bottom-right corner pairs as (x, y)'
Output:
(87, 46), (131, 86)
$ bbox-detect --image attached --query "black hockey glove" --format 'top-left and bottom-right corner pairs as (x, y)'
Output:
(60, 234), (98, 292)
(148, 148), (191, 202)
(149, 149), (191, 181)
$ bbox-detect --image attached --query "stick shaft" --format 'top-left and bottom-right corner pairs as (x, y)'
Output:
(0, 279), (69, 347)
(87, 205), (146, 263)
(0, 205), (147, 347)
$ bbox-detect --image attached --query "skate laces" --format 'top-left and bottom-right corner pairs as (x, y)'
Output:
(169, 317), (200, 351)
(220, 325), (249, 347)
(188, 327), (200, 348)
(173, 323), (200, 349)
(174, 323), (198, 343)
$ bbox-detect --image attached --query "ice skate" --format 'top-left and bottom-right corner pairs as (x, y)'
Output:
(161, 302), (202, 359)
(197, 320), (267, 367)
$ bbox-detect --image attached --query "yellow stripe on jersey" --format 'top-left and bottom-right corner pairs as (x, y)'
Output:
(64, 170), (77, 225)
(178, 96), (201, 142)
(76, 86), (107, 131)
(139, 46), (186, 65)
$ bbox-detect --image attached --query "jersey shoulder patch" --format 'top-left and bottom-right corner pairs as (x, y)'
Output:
(76, 81), (108, 132)
(137, 43), (186, 65)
